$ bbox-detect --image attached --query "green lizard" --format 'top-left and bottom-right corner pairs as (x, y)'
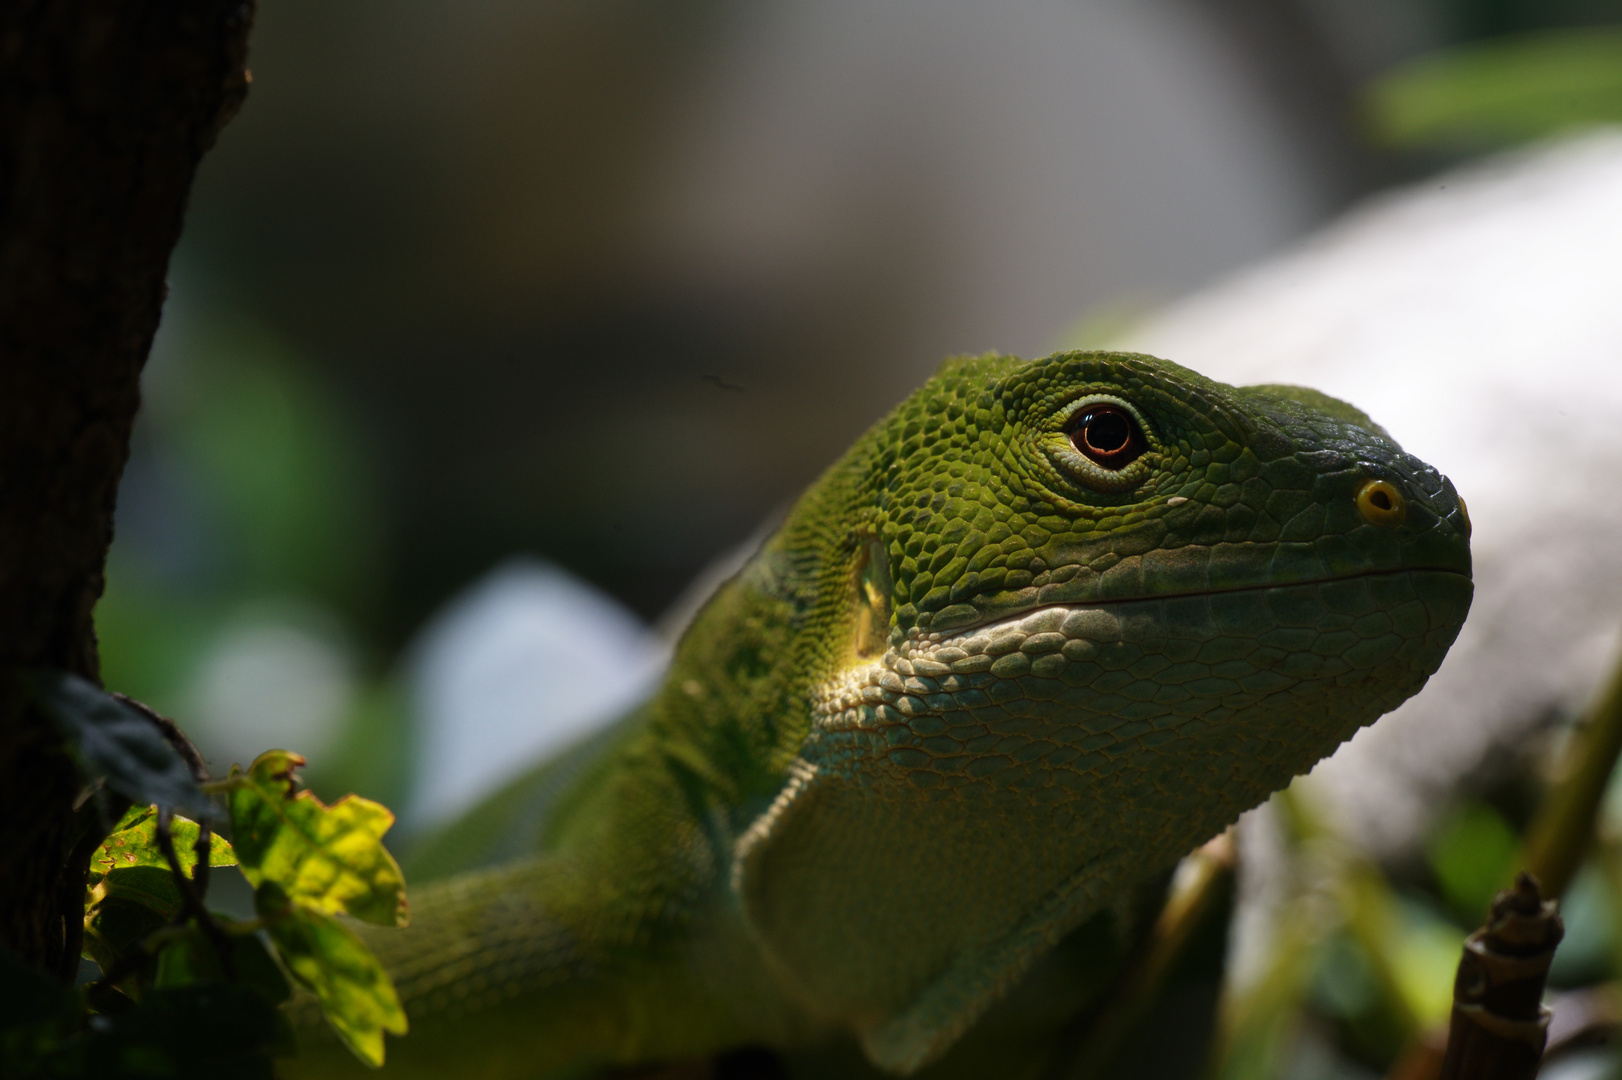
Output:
(290, 349), (1472, 1078)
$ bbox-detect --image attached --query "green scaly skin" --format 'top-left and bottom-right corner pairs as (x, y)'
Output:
(289, 350), (1472, 1078)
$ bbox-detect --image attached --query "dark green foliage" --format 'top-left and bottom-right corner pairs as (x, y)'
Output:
(12, 672), (411, 1077)
(26, 671), (215, 822)
(0, 946), (282, 1080)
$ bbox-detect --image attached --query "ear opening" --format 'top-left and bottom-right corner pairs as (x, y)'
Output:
(853, 537), (893, 660)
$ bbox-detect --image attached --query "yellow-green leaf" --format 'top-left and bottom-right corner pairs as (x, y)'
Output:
(259, 886), (406, 1068)
(227, 750), (407, 927)
(82, 809), (236, 974)
(83, 872), (176, 974)
(89, 804), (236, 885)
(97, 865), (186, 921)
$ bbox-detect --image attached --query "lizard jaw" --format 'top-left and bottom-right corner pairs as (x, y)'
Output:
(814, 568), (1469, 735)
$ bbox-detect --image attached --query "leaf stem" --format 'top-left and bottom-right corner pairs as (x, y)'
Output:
(155, 806), (234, 978)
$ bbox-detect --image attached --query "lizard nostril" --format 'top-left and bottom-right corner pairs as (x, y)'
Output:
(1356, 479), (1407, 527)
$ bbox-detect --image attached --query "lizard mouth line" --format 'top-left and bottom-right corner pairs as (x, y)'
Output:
(810, 564), (1471, 733)
(925, 564), (1471, 643)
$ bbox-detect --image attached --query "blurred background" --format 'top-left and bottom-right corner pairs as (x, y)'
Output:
(93, 2), (1622, 1075)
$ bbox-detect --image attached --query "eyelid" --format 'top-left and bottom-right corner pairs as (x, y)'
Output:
(1057, 390), (1148, 428)
(1054, 394), (1153, 438)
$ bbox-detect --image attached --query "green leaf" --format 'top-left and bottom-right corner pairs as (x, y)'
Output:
(152, 924), (221, 990)
(1364, 27), (1622, 150)
(150, 925), (292, 1009)
(228, 750), (407, 927)
(231, 932), (294, 1009)
(25, 670), (217, 823)
(257, 884), (406, 1067)
(82, 865), (189, 977)
(89, 805), (236, 884)
(83, 902), (170, 979)
(97, 865), (188, 922)
(81, 806), (236, 973)
(82, 840), (230, 977)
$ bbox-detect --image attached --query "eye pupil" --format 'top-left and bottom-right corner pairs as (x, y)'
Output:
(1083, 410), (1130, 453)
(1067, 404), (1146, 470)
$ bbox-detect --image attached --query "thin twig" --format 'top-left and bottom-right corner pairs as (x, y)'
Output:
(154, 805), (234, 978)
(111, 693), (209, 780)
(68, 696), (223, 984)
(1436, 873), (1563, 1080)
(112, 693), (218, 898)
(1388, 635), (1622, 1080)
(106, 696), (237, 977)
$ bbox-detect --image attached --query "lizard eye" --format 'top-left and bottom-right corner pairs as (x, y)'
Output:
(1067, 404), (1146, 470)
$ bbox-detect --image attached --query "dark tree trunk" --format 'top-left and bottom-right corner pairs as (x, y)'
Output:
(0, 0), (254, 979)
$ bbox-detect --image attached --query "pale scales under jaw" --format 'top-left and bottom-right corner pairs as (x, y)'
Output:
(809, 575), (1440, 759)
(813, 605), (1133, 737)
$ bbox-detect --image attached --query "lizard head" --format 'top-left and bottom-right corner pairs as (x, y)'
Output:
(805, 348), (1471, 810)
(728, 350), (1472, 1064)
(847, 349), (1469, 650)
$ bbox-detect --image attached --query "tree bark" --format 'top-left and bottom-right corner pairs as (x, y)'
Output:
(0, 0), (254, 978)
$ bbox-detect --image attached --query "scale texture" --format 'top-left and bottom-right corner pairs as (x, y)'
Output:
(289, 350), (1473, 1079)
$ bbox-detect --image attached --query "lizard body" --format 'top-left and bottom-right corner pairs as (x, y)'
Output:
(290, 350), (1472, 1077)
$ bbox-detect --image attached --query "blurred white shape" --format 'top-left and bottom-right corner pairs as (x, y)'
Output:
(183, 604), (355, 774)
(1113, 130), (1622, 855)
(408, 559), (668, 827)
